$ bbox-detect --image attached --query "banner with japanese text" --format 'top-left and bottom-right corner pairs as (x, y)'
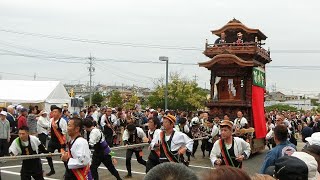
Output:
(252, 66), (267, 138)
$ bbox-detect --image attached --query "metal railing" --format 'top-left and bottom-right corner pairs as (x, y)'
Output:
(0, 137), (209, 161)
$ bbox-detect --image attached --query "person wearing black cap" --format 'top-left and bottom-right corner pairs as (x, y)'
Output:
(265, 152), (319, 180)
(122, 123), (148, 178)
(210, 120), (251, 168)
(46, 105), (68, 176)
(150, 114), (194, 166)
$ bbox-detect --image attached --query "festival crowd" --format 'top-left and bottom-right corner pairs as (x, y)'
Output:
(0, 104), (319, 180)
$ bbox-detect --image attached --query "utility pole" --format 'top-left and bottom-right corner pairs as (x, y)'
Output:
(271, 83), (277, 92)
(33, 73), (36, 80)
(88, 54), (95, 106)
(193, 74), (198, 83)
(159, 56), (169, 110)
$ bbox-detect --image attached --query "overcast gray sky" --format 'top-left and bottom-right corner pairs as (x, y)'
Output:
(0, 0), (319, 96)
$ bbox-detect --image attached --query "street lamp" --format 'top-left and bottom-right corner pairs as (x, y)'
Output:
(159, 56), (169, 110)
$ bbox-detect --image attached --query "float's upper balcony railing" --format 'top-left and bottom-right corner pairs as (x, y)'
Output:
(204, 42), (271, 61)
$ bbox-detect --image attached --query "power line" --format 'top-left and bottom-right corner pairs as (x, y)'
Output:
(0, 28), (201, 51)
(274, 86), (320, 93)
(0, 71), (62, 80)
(95, 65), (152, 86)
(0, 40), (84, 60)
(0, 45), (157, 83)
(2, 44), (320, 71)
(97, 61), (157, 80)
(2, 28), (320, 53)
(0, 49), (86, 64)
(3, 50), (320, 70)
(96, 65), (145, 83)
(95, 57), (198, 65)
(271, 50), (320, 53)
(266, 66), (320, 70)
(0, 71), (90, 83)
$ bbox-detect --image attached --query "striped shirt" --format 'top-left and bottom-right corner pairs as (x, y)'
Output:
(0, 119), (10, 139)
(27, 114), (38, 134)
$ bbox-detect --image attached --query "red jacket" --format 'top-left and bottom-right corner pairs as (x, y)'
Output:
(17, 115), (27, 129)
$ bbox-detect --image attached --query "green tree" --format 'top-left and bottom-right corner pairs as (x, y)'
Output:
(311, 99), (320, 106)
(124, 95), (140, 110)
(91, 92), (104, 106)
(108, 90), (123, 108)
(265, 104), (298, 112)
(147, 73), (207, 111)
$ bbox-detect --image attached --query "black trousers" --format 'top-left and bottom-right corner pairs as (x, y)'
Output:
(0, 139), (9, 157)
(126, 149), (146, 176)
(146, 159), (159, 173)
(186, 151), (191, 161)
(64, 170), (77, 180)
(38, 133), (47, 148)
(201, 139), (208, 155)
(47, 141), (67, 171)
(20, 173), (44, 180)
(91, 154), (121, 180)
(192, 140), (199, 156)
(105, 135), (114, 147)
(21, 158), (43, 180)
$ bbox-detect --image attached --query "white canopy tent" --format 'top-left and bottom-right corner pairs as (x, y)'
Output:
(0, 80), (71, 112)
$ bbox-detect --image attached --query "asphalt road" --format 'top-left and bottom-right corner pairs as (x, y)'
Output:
(0, 140), (305, 180)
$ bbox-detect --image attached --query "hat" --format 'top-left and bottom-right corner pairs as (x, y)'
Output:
(16, 105), (23, 110)
(191, 117), (200, 126)
(237, 32), (243, 36)
(220, 120), (233, 128)
(305, 132), (320, 146)
(72, 112), (79, 116)
(21, 108), (28, 112)
(63, 104), (68, 107)
(283, 119), (290, 127)
(292, 152), (319, 180)
(163, 114), (176, 124)
(42, 111), (48, 114)
(273, 155), (308, 180)
(150, 109), (155, 112)
(0, 111), (7, 116)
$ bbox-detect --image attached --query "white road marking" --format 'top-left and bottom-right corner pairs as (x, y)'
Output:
(0, 165), (22, 169)
(0, 170), (60, 180)
(114, 156), (213, 169)
(99, 166), (146, 175)
(40, 159), (146, 175)
(0, 156), (211, 179)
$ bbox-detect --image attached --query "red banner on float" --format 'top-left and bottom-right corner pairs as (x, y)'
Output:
(252, 85), (267, 138)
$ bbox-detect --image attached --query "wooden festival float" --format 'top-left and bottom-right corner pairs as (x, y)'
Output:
(199, 19), (271, 153)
